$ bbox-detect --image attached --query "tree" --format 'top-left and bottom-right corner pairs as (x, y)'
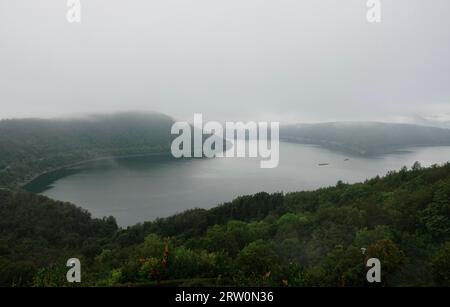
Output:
(275, 213), (305, 240)
(0, 259), (36, 287)
(237, 240), (279, 276)
(354, 226), (393, 247)
(431, 242), (450, 286)
(142, 234), (165, 258)
(421, 182), (450, 241)
(366, 239), (407, 286)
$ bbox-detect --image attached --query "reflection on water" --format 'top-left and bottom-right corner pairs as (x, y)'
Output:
(26, 142), (450, 226)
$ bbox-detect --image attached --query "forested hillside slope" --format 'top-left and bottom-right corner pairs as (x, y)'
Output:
(1, 163), (449, 286)
(0, 112), (174, 188)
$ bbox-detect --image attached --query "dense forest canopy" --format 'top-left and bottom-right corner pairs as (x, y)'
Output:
(1, 163), (449, 286)
(281, 122), (450, 156)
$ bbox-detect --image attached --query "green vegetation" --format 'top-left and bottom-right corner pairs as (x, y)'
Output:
(1, 162), (449, 286)
(0, 112), (174, 188)
(1, 114), (449, 286)
(281, 122), (450, 156)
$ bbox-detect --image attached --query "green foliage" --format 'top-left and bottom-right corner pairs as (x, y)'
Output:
(366, 239), (407, 286)
(0, 258), (36, 287)
(142, 234), (165, 258)
(237, 240), (279, 276)
(32, 263), (71, 287)
(1, 163), (450, 286)
(354, 226), (394, 247)
(431, 242), (450, 286)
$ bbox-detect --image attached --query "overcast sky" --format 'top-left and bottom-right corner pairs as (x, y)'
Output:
(1, 0), (449, 124)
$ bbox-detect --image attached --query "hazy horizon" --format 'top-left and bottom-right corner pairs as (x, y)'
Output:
(1, 0), (450, 125)
(2, 109), (450, 130)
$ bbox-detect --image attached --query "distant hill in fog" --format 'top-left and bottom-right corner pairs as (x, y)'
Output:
(0, 112), (174, 187)
(280, 122), (450, 156)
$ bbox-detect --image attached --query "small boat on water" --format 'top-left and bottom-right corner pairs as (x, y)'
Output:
(318, 163), (329, 166)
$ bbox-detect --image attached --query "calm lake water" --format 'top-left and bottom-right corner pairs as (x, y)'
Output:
(26, 142), (450, 226)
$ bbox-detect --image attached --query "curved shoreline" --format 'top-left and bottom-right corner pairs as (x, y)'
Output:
(20, 151), (173, 190)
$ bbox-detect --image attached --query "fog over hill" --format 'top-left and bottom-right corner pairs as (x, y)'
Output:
(281, 122), (450, 156)
(0, 112), (174, 187)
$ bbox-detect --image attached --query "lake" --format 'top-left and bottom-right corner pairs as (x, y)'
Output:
(26, 142), (450, 226)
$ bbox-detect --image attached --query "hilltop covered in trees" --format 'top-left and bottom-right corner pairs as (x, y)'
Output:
(1, 163), (449, 286)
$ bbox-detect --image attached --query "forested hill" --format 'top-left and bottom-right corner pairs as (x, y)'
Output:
(1, 163), (449, 286)
(0, 112), (174, 188)
(281, 122), (450, 156)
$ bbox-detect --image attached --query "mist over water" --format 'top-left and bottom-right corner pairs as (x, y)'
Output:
(28, 141), (450, 226)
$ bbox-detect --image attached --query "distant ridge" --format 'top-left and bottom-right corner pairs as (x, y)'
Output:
(280, 122), (450, 156)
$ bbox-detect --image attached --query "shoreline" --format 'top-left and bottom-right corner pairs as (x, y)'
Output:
(21, 142), (450, 189)
(20, 151), (172, 189)
(280, 137), (450, 157)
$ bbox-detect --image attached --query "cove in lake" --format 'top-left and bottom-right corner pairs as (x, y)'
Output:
(26, 141), (450, 226)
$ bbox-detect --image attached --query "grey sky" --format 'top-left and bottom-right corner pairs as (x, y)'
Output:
(1, 0), (449, 124)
